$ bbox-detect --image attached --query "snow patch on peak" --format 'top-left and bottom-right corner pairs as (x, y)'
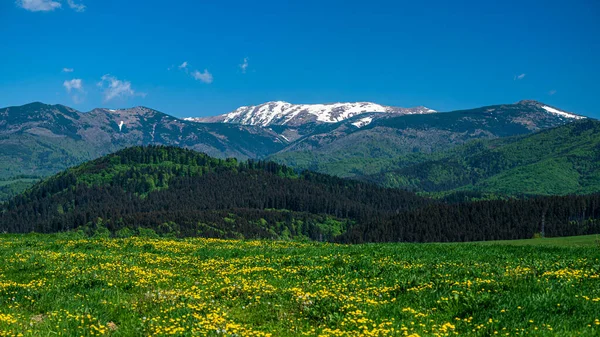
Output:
(215, 101), (437, 127)
(224, 101), (293, 125)
(541, 106), (585, 119)
(351, 116), (373, 128)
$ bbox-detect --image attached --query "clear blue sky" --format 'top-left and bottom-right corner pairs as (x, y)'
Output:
(1, 0), (599, 118)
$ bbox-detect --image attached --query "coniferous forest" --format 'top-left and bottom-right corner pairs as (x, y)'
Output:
(1, 145), (599, 242)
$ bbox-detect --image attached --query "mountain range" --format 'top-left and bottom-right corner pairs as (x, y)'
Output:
(0, 99), (592, 201)
(0, 102), (285, 177)
(267, 100), (586, 177)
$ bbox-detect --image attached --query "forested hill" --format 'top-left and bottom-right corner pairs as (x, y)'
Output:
(3, 146), (600, 243)
(365, 119), (600, 196)
(0, 146), (427, 240)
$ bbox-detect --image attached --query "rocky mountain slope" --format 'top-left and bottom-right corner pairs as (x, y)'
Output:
(0, 102), (286, 180)
(268, 100), (587, 178)
(184, 101), (436, 127)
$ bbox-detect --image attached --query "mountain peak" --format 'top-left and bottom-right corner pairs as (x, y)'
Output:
(514, 100), (585, 120)
(92, 106), (160, 116)
(516, 99), (543, 105)
(186, 101), (437, 127)
(12, 102), (61, 110)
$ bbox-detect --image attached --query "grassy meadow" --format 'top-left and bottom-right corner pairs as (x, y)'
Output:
(0, 234), (598, 336)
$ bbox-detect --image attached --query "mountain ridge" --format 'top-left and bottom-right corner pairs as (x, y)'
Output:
(184, 101), (437, 127)
(268, 100), (588, 177)
(0, 102), (287, 180)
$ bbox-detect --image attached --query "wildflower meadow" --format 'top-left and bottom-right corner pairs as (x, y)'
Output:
(0, 234), (598, 336)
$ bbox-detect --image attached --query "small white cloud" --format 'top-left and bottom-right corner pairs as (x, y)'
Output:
(175, 62), (213, 83)
(62, 68), (74, 73)
(192, 69), (213, 84)
(16, 0), (61, 12)
(66, 0), (85, 12)
(549, 89), (557, 96)
(514, 73), (526, 80)
(239, 57), (249, 74)
(97, 74), (145, 102)
(63, 78), (85, 103)
(63, 79), (83, 93)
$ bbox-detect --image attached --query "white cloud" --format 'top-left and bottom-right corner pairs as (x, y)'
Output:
(66, 0), (85, 12)
(514, 73), (526, 80)
(17, 0), (85, 12)
(174, 61), (213, 83)
(63, 78), (85, 103)
(549, 89), (557, 96)
(16, 0), (61, 12)
(192, 69), (213, 84)
(63, 79), (83, 93)
(97, 74), (145, 102)
(239, 57), (249, 74)
(62, 68), (74, 73)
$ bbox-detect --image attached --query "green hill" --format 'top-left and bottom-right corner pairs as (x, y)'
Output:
(365, 119), (600, 196)
(0, 146), (425, 240)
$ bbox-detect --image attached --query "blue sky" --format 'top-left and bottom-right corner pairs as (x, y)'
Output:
(1, 0), (599, 118)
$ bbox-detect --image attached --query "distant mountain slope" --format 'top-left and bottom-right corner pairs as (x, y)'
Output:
(184, 101), (436, 127)
(0, 146), (427, 239)
(364, 119), (600, 196)
(0, 102), (286, 181)
(268, 100), (586, 178)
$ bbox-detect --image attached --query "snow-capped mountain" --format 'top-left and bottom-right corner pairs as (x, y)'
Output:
(184, 101), (437, 127)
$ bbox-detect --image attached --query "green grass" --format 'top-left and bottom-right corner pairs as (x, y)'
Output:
(476, 234), (600, 247)
(0, 233), (598, 336)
